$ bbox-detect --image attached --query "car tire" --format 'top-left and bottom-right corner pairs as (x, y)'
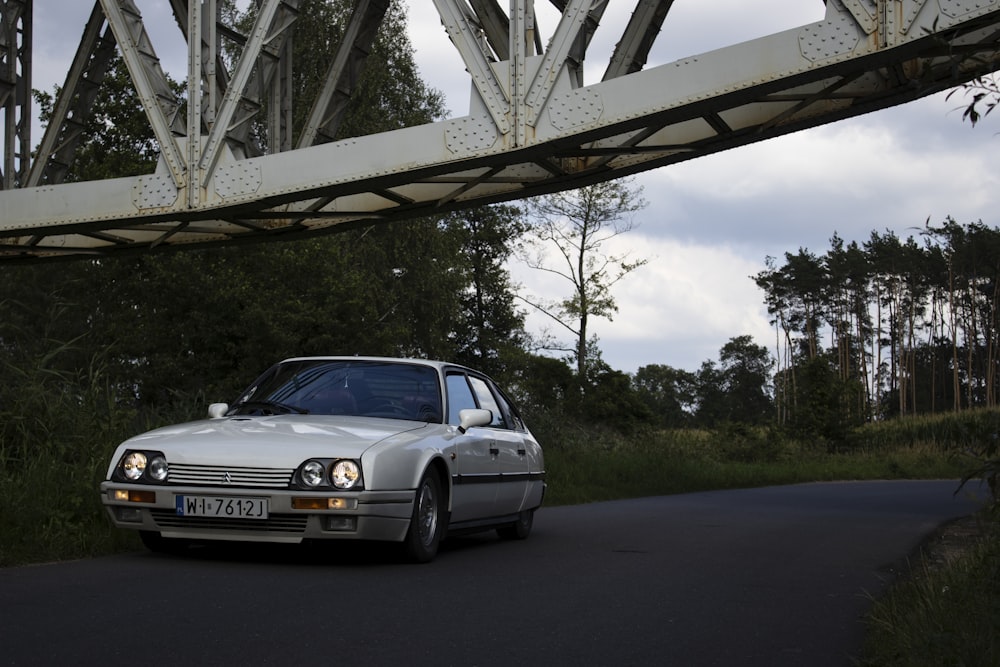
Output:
(403, 469), (447, 563)
(139, 530), (189, 555)
(497, 509), (534, 540)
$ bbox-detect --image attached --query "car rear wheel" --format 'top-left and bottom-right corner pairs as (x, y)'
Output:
(497, 509), (534, 540)
(403, 469), (447, 563)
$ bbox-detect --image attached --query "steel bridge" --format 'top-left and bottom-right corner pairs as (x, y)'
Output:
(2, 0), (1000, 262)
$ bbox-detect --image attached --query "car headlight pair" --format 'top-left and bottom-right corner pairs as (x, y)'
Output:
(117, 450), (168, 483)
(298, 459), (362, 490)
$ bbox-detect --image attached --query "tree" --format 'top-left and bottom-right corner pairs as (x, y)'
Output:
(578, 360), (653, 432)
(948, 74), (1000, 127)
(450, 205), (530, 380)
(633, 363), (697, 428)
(9, 1), (528, 410)
(520, 178), (648, 381)
(716, 335), (774, 424)
(234, 0), (445, 148)
(34, 53), (171, 181)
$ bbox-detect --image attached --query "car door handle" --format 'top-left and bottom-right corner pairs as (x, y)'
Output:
(517, 448), (526, 456)
(489, 446), (499, 456)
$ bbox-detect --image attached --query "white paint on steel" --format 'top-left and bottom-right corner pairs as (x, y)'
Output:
(1, 0), (1000, 259)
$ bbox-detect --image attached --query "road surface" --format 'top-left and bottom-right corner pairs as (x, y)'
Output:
(0, 480), (988, 666)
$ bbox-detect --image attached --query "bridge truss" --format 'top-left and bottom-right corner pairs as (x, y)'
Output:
(1, 0), (1000, 261)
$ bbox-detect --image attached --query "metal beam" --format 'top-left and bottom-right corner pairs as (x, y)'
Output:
(26, 2), (115, 187)
(1, 0), (29, 190)
(604, 0), (673, 81)
(298, 0), (389, 148)
(2, 0), (1000, 261)
(98, 0), (186, 187)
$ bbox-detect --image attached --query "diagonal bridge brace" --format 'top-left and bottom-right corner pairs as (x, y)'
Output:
(1, 0), (1000, 261)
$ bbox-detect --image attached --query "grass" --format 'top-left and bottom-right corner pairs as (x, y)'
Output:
(861, 513), (1000, 666)
(0, 455), (140, 565)
(536, 418), (971, 507)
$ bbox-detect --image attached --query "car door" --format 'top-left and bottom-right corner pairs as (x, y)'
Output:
(467, 375), (529, 517)
(445, 372), (497, 522)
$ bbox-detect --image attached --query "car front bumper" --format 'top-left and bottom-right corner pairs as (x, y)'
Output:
(100, 482), (415, 543)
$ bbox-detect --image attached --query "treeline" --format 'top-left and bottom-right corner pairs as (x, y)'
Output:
(751, 219), (1000, 438)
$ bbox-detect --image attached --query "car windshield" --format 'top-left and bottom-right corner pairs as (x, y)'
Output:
(230, 360), (443, 422)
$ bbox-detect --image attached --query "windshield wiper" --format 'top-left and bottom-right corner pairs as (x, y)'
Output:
(234, 400), (309, 415)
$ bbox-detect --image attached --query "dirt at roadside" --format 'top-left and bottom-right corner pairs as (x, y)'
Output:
(879, 502), (995, 586)
(917, 512), (994, 573)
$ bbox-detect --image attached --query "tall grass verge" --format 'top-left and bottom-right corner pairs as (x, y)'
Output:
(0, 346), (199, 566)
(531, 413), (971, 506)
(861, 512), (999, 666)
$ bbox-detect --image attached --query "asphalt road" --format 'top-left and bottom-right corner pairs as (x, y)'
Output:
(0, 480), (989, 667)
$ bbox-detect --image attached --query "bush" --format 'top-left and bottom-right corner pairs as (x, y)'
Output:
(0, 344), (201, 566)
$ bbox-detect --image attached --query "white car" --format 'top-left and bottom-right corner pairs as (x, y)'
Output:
(101, 357), (545, 562)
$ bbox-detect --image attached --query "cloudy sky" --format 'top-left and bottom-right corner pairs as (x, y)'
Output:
(27, 1), (1000, 373)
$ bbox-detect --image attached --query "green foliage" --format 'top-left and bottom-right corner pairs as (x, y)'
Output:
(713, 422), (795, 463)
(633, 363), (696, 428)
(949, 73), (1000, 127)
(756, 220), (1000, 430)
(536, 416), (969, 507)
(0, 333), (147, 566)
(34, 54), (177, 181)
(450, 205), (530, 379)
(861, 515), (1000, 667)
(509, 354), (576, 414)
(633, 336), (777, 431)
(784, 353), (867, 447)
(238, 0), (446, 143)
(847, 409), (1000, 500)
(521, 178), (648, 379)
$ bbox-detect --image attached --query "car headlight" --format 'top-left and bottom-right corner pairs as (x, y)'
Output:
(331, 460), (361, 489)
(302, 460), (325, 487)
(148, 455), (169, 482)
(122, 452), (148, 480)
(114, 450), (168, 483)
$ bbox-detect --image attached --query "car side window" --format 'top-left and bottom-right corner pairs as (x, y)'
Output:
(493, 386), (526, 432)
(446, 373), (478, 425)
(468, 376), (507, 429)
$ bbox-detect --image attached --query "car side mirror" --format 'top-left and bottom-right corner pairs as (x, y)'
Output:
(208, 403), (229, 419)
(457, 408), (492, 434)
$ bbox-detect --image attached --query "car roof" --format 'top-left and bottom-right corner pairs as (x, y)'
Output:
(278, 356), (466, 374)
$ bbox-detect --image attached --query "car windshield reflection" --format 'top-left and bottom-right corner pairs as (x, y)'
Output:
(230, 360), (443, 422)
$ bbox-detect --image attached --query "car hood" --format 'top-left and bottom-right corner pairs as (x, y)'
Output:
(121, 415), (431, 467)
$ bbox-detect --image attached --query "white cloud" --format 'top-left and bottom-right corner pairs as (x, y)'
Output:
(636, 94), (1000, 251)
(511, 234), (775, 373)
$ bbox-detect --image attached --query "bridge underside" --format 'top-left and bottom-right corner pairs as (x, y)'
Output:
(1, 0), (1000, 262)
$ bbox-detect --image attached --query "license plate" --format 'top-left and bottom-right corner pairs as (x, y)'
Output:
(175, 495), (269, 519)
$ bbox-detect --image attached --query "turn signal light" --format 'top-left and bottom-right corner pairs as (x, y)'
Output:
(113, 489), (156, 503)
(292, 497), (327, 510)
(292, 497), (355, 510)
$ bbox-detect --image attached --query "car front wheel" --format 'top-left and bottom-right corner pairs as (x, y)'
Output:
(403, 469), (447, 563)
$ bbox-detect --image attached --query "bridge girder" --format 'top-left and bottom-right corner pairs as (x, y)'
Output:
(1, 0), (1000, 261)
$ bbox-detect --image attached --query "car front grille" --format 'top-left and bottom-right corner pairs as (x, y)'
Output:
(167, 463), (294, 488)
(151, 510), (307, 534)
